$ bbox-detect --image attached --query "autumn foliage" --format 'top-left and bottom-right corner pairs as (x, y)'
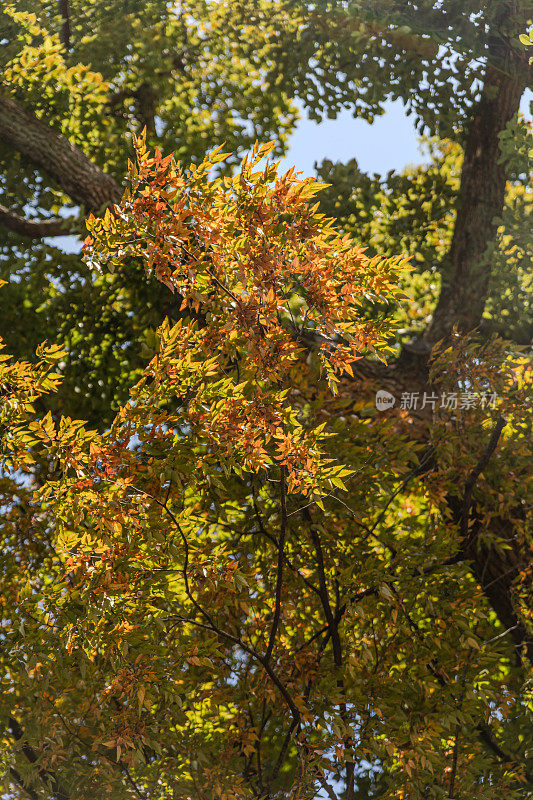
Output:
(1, 142), (531, 800)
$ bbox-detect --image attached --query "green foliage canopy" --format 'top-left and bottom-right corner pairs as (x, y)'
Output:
(0, 146), (531, 799)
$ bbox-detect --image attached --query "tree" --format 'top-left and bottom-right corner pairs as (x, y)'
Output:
(0, 0), (532, 797)
(272, 0), (531, 340)
(1, 141), (531, 799)
(264, 0), (533, 683)
(265, 0), (533, 661)
(316, 135), (532, 345)
(0, 0), (297, 425)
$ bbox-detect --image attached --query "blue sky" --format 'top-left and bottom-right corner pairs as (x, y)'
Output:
(48, 91), (532, 254)
(279, 98), (423, 178)
(49, 99), (423, 254)
(280, 91), (533, 179)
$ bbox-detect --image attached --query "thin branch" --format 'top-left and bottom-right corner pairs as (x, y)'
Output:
(128, 485), (219, 634)
(122, 766), (149, 800)
(9, 767), (39, 800)
(265, 465), (287, 664)
(307, 517), (355, 798)
(382, 592), (533, 786)
(8, 717), (69, 800)
(460, 415), (506, 541)
(131, 486), (302, 726)
(368, 447), (435, 539)
(255, 700), (269, 792)
(448, 724), (460, 798)
(268, 721), (298, 790)
(307, 518), (339, 663)
(204, 265), (240, 303)
(448, 650), (473, 798)
(44, 693), (148, 800)
(251, 490), (321, 599)
(168, 613), (301, 727)
(482, 624), (519, 647)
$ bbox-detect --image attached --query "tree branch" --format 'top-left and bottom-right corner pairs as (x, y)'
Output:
(0, 203), (79, 238)
(0, 93), (121, 212)
(460, 415), (506, 541)
(58, 0), (71, 50)
(476, 722), (533, 784)
(347, 355), (531, 662)
(316, 771), (339, 800)
(9, 767), (39, 800)
(425, 13), (528, 342)
(383, 593), (532, 785)
(130, 486), (302, 727)
(445, 415), (532, 662)
(8, 717), (70, 800)
(265, 465), (287, 665)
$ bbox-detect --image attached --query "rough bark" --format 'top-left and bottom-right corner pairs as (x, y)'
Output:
(0, 94), (121, 211)
(0, 203), (78, 238)
(426, 5), (529, 342)
(58, 0), (71, 50)
(345, 2), (533, 662)
(415, 5), (532, 660)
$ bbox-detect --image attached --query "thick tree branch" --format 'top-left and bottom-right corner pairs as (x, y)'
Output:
(345, 353), (531, 663)
(426, 3), (528, 342)
(0, 93), (122, 212)
(0, 203), (79, 238)
(477, 722), (533, 784)
(58, 0), (71, 50)
(442, 416), (533, 663)
(9, 767), (39, 800)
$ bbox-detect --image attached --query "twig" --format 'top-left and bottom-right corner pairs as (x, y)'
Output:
(265, 466), (287, 664)
(368, 448), (435, 538)
(448, 722), (461, 798)
(448, 650), (473, 798)
(316, 770), (339, 800)
(460, 415), (506, 540)
(131, 486), (303, 726)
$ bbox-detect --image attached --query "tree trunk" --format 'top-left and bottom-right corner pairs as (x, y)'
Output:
(426, 8), (528, 342)
(58, 0), (71, 50)
(404, 6), (532, 660)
